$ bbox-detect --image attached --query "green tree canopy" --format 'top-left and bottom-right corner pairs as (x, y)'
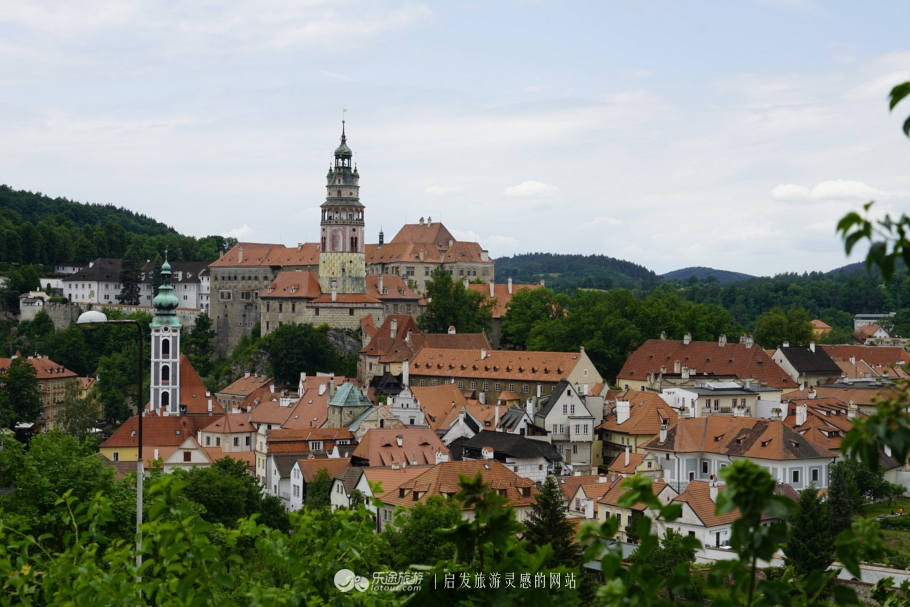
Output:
(263, 323), (338, 385)
(783, 485), (834, 574)
(58, 379), (101, 443)
(500, 287), (562, 347)
(523, 475), (583, 569)
(419, 269), (495, 334)
(305, 467), (333, 509)
(117, 247), (143, 305)
(0, 355), (42, 427)
(385, 494), (461, 569)
(753, 306), (814, 349)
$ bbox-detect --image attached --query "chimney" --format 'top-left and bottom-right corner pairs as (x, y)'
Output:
(584, 498), (594, 520)
(494, 404), (500, 430)
(795, 404), (807, 426)
(418, 249), (424, 262)
(489, 279), (494, 298)
(681, 366), (690, 380)
(718, 334), (727, 347)
(536, 384), (542, 398)
(808, 386), (816, 400)
(245, 372), (251, 378)
(799, 382), (805, 391)
(783, 341), (789, 348)
(319, 383), (327, 396)
(463, 277), (469, 289)
(448, 238), (453, 248)
(674, 360), (681, 374)
(507, 277), (513, 295)
(328, 378), (336, 399)
(710, 479), (719, 502)
(331, 280), (337, 302)
(849, 356), (856, 365)
(659, 422), (668, 443)
(616, 399), (630, 424)
(448, 325), (456, 335)
(660, 331), (667, 340)
(770, 408), (782, 421)
(482, 447), (494, 460)
(624, 445), (630, 467)
(847, 400), (857, 419)
(480, 348), (486, 360)
(299, 372), (306, 395)
(238, 245), (243, 264)
(207, 399), (213, 414)
(739, 334), (746, 344)
(745, 335), (754, 348)
(597, 475), (607, 483)
(219, 249), (224, 259)
(419, 217), (424, 225)
(809, 342), (816, 353)
(402, 359), (410, 386)
(435, 450), (449, 465)
(396, 435), (404, 447)
(154, 448), (159, 460)
(683, 332), (692, 345)
(427, 216), (432, 225)
(270, 384), (275, 394)
(390, 318), (398, 339)
(378, 274), (384, 294)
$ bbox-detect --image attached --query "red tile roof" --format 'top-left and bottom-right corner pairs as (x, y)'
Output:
(209, 242), (320, 268)
(258, 272), (321, 299)
(467, 283), (544, 318)
(598, 390), (678, 436)
(0, 355), (78, 381)
(618, 339), (797, 389)
(352, 428), (448, 466)
(100, 415), (207, 449)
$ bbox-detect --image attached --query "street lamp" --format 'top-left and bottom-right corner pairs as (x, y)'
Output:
(77, 310), (144, 573)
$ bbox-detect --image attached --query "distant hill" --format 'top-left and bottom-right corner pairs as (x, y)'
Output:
(0, 185), (175, 236)
(826, 261), (866, 275)
(662, 266), (755, 285)
(494, 253), (659, 292)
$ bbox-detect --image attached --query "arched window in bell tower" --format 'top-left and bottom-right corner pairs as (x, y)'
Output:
(161, 391), (170, 411)
(162, 338), (170, 358)
(162, 364), (170, 385)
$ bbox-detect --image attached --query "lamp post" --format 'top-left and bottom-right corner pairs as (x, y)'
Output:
(77, 310), (144, 572)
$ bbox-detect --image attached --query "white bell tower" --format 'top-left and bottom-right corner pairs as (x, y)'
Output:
(149, 254), (182, 416)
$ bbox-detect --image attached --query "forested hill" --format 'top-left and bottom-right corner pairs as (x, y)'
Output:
(0, 185), (174, 236)
(0, 185), (229, 266)
(661, 266), (754, 284)
(494, 252), (659, 291)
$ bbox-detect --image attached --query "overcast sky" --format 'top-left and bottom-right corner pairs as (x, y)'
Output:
(1, 0), (908, 276)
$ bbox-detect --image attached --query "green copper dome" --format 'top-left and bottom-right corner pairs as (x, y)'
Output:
(335, 122), (353, 157)
(150, 252), (182, 328)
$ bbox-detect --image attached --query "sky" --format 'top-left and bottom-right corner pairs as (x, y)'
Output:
(1, 0), (908, 277)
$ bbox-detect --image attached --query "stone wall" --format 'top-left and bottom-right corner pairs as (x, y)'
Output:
(20, 302), (202, 331)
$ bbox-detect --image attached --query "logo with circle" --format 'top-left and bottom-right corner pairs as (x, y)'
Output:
(334, 569), (370, 592)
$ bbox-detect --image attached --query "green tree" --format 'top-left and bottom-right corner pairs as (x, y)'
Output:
(58, 379), (100, 443)
(95, 340), (144, 424)
(501, 287), (562, 347)
(629, 528), (699, 603)
(827, 461), (858, 539)
(783, 485), (834, 574)
(263, 323), (338, 385)
(150, 253), (164, 293)
(625, 509), (644, 544)
(305, 467), (333, 509)
(117, 247), (143, 305)
(0, 355), (42, 426)
(523, 475), (583, 568)
(183, 313), (216, 379)
(178, 457), (289, 532)
(419, 269), (495, 334)
(385, 495), (461, 569)
(753, 306), (814, 348)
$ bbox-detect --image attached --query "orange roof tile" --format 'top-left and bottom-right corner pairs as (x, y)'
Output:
(352, 428), (447, 466)
(467, 283), (543, 318)
(362, 465), (432, 497)
(209, 242), (320, 268)
(598, 390), (678, 436)
(296, 457), (352, 483)
(606, 452), (646, 475)
(200, 413), (254, 434)
(258, 272), (321, 299)
(177, 355), (223, 415)
(597, 477), (670, 511)
(412, 384), (469, 432)
(618, 339), (797, 390)
(556, 474), (609, 502)
(101, 415), (207, 449)
(0, 355), (78, 381)
(783, 385), (898, 407)
(379, 460), (536, 509)
(409, 348), (595, 383)
(821, 345), (910, 367)
(671, 481), (769, 528)
(217, 374), (273, 398)
(365, 274), (421, 301)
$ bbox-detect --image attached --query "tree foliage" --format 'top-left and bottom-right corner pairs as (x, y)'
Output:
(117, 247), (143, 305)
(58, 378), (101, 442)
(263, 323), (339, 386)
(419, 269), (495, 334)
(183, 313), (216, 380)
(0, 355), (42, 427)
(523, 475), (583, 569)
(385, 495), (461, 569)
(501, 287), (563, 347)
(783, 485), (834, 575)
(305, 467), (333, 509)
(753, 306), (814, 349)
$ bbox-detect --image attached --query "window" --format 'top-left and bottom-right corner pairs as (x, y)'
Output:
(562, 404), (568, 414)
(234, 437), (239, 447)
(811, 468), (819, 482)
(702, 461), (708, 474)
(552, 424), (557, 433)
(482, 382), (489, 391)
(714, 399), (719, 411)
(559, 424), (564, 434)
(112, 452), (119, 462)
(219, 290), (232, 300)
(424, 267), (430, 276)
(570, 404), (575, 414)
(205, 436), (211, 446)
(419, 379), (426, 386)
(741, 398), (746, 406)
(523, 385), (529, 393)
(792, 470), (800, 483)
(575, 498), (580, 509)
(431, 379), (438, 386)
(470, 381), (477, 390)
(310, 441), (323, 450)
(457, 381), (464, 389)
(215, 437), (221, 447)
(572, 444), (578, 454)
(583, 424), (588, 434)
(314, 308), (319, 316)
(494, 383), (501, 391)
(183, 451), (191, 462)
(574, 424), (580, 434)
(508, 384), (515, 392)
(245, 436), (250, 446)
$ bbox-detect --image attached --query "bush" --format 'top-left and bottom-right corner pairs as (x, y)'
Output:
(878, 516), (910, 531)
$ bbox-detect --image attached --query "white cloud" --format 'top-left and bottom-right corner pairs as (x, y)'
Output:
(524, 84), (550, 93)
(590, 216), (624, 227)
(424, 185), (464, 196)
(503, 180), (557, 197)
(810, 180), (888, 201)
(223, 225), (254, 240)
(317, 70), (355, 82)
(771, 183), (810, 201)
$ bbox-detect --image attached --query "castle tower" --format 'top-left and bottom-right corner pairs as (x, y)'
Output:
(319, 121), (366, 294)
(149, 254), (182, 416)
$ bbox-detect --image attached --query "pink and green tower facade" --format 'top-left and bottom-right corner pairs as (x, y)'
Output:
(318, 121), (367, 295)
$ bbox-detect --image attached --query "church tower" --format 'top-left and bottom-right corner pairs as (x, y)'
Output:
(149, 254), (182, 416)
(319, 121), (366, 294)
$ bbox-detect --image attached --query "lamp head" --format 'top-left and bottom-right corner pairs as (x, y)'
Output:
(76, 310), (109, 329)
